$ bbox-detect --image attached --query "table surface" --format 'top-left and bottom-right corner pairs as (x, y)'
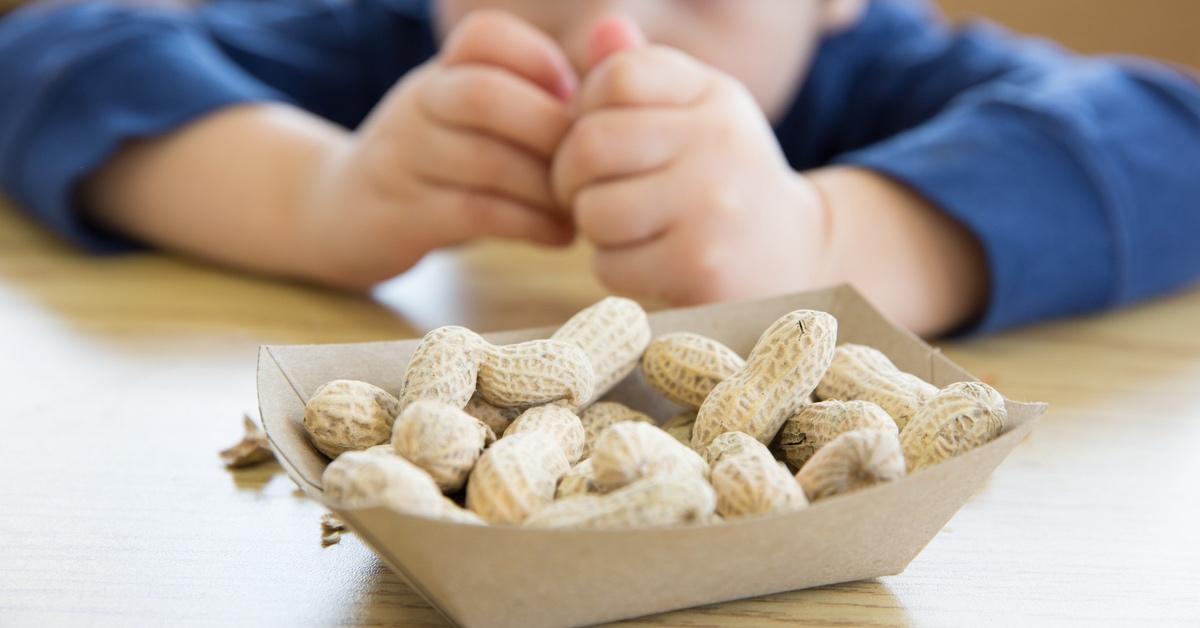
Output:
(2, 202), (1198, 627)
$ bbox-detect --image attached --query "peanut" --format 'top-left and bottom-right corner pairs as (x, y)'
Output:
(707, 432), (808, 518)
(465, 431), (570, 524)
(463, 393), (522, 437)
(579, 401), (655, 458)
(776, 400), (898, 470)
(661, 411), (697, 447)
(556, 458), (596, 499)
(398, 326), (487, 413)
(815, 344), (939, 431)
(591, 421), (708, 492)
(390, 400), (495, 493)
(322, 451), (483, 524)
(702, 431), (764, 467)
(303, 380), (400, 458)
(692, 310), (837, 449)
(796, 428), (906, 501)
(900, 381), (1007, 472)
(503, 404), (587, 464)
(525, 473), (716, 529)
(476, 339), (594, 409)
(552, 296), (652, 405)
(642, 332), (746, 409)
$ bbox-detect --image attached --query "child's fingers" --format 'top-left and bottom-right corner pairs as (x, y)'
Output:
(573, 46), (711, 115)
(574, 175), (680, 247)
(591, 238), (680, 304)
(552, 107), (686, 206)
(428, 187), (574, 247)
(586, 14), (646, 70)
(416, 124), (557, 212)
(440, 9), (578, 101)
(593, 232), (719, 306)
(421, 65), (571, 159)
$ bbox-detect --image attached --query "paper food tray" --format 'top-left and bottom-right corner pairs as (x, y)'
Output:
(258, 284), (1045, 628)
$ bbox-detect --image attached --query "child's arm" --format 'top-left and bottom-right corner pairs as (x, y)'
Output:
(784, 2), (1200, 334)
(0, 3), (574, 287)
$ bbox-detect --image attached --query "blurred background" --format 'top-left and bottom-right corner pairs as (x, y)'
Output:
(939, 0), (1199, 68)
(0, 0), (1194, 69)
(0, 1), (1196, 69)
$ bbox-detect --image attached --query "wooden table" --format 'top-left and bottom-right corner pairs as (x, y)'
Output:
(2, 202), (1198, 627)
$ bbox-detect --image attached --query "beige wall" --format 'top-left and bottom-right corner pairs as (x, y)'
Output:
(939, 0), (1200, 69)
(2, 1), (1196, 69)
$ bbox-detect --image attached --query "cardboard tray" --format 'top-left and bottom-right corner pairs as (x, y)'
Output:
(258, 285), (1045, 628)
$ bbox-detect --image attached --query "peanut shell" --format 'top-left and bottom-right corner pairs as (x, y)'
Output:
(661, 411), (697, 447)
(815, 344), (939, 431)
(525, 473), (716, 529)
(555, 458), (596, 499)
(642, 332), (746, 409)
(552, 297), (652, 404)
(591, 421), (708, 492)
(391, 400), (494, 492)
(900, 381), (1007, 472)
(463, 393), (522, 436)
(776, 399), (898, 470)
(579, 401), (655, 458)
(709, 436), (808, 518)
(322, 451), (483, 524)
(303, 380), (400, 458)
(398, 326), (487, 413)
(477, 339), (594, 409)
(692, 310), (837, 449)
(503, 404), (587, 464)
(465, 431), (570, 524)
(796, 428), (906, 501)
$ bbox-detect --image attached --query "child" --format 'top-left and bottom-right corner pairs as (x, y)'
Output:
(1, 0), (1198, 336)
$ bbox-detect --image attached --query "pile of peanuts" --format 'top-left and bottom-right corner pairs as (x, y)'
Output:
(304, 298), (1007, 529)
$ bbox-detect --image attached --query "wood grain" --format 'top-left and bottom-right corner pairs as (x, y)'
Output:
(2, 200), (1198, 627)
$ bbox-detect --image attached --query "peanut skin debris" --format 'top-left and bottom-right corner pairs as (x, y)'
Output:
(776, 399), (898, 471)
(552, 296), (652, 405)
(815, 344), (939, 431)
(901, 381), (1007, 472)
(220, 414), (274, 468)
(642, 332), (746, 409)
(796, 428), (906, 501)
(304, 380), (400, 458)
(692, 310), (838, 449)
(320, 512), (348, 547)
(391, 400), (494, 493)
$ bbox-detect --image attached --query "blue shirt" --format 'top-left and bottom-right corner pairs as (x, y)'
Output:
(2, 0), (1199, 334)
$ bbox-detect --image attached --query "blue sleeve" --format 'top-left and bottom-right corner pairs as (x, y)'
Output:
(777, 0), (1200, 333)
(0, 0), (435, 252)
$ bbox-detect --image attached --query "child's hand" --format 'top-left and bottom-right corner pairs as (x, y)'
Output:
(553, 23), (832, 305)
(299, 11), (578, 289)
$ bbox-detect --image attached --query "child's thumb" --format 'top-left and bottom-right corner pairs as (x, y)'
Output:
(586, 15), (647, 71)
